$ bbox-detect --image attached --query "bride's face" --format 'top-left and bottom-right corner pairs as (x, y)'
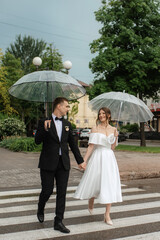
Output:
(99, 110), (107, 123)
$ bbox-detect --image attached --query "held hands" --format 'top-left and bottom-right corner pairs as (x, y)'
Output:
(44, 120), (51, 131)
(78, 161), (86, 171)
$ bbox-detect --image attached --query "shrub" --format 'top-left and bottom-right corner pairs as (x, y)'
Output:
(120, 123), (139, 132)
(0, 137), (42, 152)
(0, 118), (26, 138)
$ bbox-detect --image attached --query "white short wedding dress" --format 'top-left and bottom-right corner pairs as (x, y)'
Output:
(74, 132), (122, 204)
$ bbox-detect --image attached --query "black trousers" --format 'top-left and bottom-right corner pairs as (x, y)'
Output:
(38, 157), (70, 223)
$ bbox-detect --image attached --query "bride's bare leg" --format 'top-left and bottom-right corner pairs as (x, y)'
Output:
(88, 197), (94, 214)
(104, 204), (113, 225)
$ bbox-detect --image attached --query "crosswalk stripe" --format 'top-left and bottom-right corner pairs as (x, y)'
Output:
(0, 213), (160, 240)
(1, 200), (160, 226)
(1, 192), (160, 214)
(0, 186), (76, 197)
(0, 184), (127, 198)
(114, 231), (160, 240)
(0, 187), (145, 205)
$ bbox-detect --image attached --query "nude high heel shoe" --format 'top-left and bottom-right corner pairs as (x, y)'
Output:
(88, 198), (94, 215)
(104, 213), (113, 226)
(88, 208), (93, 215)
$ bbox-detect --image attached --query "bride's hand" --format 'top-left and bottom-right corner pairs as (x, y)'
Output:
(114, 129), (119, 137)
(79, 162), (86, 170)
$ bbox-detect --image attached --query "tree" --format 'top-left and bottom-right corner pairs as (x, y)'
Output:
(1, 52), (24, 115)
(6, 35), (46, 74)
(68, 100), (79, 124)
(2, 52), (24, 87)
(0, 50), (18, 114)
(89, 0), (160, 146)
(41, 43), (63, 71)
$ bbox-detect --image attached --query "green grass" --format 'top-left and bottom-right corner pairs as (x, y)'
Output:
(116, 145), (160, 153)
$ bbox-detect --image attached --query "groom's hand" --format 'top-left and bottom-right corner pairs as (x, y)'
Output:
(78, 162), (86, 170)
(44, 120), (51, 131)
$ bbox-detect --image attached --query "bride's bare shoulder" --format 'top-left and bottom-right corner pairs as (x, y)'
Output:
(108, 125), (116, 130)
(91, 126), (98, 133)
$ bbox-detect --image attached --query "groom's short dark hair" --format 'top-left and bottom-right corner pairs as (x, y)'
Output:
(53, 97), (69, 111)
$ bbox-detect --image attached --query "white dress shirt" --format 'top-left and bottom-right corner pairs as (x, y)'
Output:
(52, 113), (62, 155)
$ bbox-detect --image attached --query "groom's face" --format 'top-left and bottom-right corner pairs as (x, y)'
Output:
(59, 101), (70, 116)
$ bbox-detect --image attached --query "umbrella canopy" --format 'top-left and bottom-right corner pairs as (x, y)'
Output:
(88, 91), (154, 123)
(9, 70), (86, 102)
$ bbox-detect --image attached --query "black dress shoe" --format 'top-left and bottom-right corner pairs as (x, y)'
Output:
(37, 211), (44, 223)
(54, 222), (70, 233)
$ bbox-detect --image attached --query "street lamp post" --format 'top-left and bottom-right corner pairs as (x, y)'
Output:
(63, 60), (72, 74)
(32, 57), (42, 70)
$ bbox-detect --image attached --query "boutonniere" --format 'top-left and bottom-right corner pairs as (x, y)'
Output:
(65, 126), (69, 131)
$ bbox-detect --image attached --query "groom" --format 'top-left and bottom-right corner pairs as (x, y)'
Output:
(35, 97), (86, 233)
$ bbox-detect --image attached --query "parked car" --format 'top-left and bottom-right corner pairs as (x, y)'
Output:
(118, 131), (127, 142)
(80, 128), (91, 140)
(72, 128), (83, 138)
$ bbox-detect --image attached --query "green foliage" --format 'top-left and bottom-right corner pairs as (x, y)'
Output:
(68, 100), (79, 124)
(0, 137), (42, 152)
(0, 118), (26, 137)
(6, 34), (46, 74)
(0, 50), (17, 114)
(2, 52), (24, 86)
(71, 122), (76, 129)
(41, 43), (63, 71)
(89, 0), (160, 99)
(0, 50), (24, 115)
(120, 123), (139, 132)
(0, 113), (9, 120)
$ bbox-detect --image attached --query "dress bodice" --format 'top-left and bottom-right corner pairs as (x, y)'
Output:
(88, 132), (117, 149)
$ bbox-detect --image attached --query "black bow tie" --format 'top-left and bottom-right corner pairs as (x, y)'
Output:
(55, 117), (63, 121)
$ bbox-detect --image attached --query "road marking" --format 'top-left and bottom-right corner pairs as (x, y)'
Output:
(0, 184), (126, 197)
(0, 187), (144, 204)
(0, 213), (160, 240)
(114, 231), (160, 240)
(0, 192), (160, 214)
(1, 200), (160, 226)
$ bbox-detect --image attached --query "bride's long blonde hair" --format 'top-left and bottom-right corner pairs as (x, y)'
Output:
(96, 107), (111, 126)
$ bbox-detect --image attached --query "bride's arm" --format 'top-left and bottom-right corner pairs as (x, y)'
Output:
(84, 144), (94, 163)
(83, 126), (96, 162)
(111, 128), (118, 150)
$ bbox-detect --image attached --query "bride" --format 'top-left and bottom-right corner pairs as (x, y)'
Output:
(74, 107), (122, 225)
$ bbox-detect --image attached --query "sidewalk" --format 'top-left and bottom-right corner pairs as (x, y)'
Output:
(0, 142), (160, 190)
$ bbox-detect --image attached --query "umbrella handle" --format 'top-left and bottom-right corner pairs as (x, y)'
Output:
(116, 101), (123, 129)
(116, 90), (125, 128)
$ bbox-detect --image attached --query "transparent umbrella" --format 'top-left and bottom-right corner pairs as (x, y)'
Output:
(88, 91), (154, 123)
(9, 70), (86, 102)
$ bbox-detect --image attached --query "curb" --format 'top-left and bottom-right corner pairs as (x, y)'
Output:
(120, 171), (160, 180)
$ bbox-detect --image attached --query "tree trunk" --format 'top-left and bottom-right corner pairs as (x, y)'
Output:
(140, 122), (146, 147)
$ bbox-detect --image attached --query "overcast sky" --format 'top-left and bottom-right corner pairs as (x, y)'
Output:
(0, 0), (102, 84)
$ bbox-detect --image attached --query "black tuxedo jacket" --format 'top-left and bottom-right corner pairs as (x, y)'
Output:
(35, 117), (84, 171)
